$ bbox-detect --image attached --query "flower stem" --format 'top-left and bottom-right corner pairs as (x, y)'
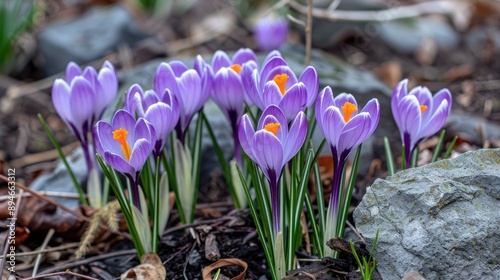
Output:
(269, 174), (280, 235)
(129, 173), (142, 211)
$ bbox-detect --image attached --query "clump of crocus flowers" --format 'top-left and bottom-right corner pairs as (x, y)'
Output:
(391, 79), (452, 169)
(47, 46), (452, 280)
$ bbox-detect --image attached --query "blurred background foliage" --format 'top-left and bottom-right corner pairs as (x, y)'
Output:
(0, 0), (38, 73)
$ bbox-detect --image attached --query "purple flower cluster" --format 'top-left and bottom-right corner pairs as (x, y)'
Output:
(51, 47), (451, 235)
(52, 61), (118, 171)
(391, 79), (452, 166)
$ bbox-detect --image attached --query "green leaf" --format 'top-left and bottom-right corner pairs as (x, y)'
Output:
(384, 137), (395, 176)
(87, 168), (102, 208)
(274, 232), (286, 280)
(131, 204), (152, 254)
(431, 130), (446, 163)
(158, 172), (170, 236)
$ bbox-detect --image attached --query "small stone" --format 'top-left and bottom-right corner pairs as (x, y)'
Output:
(188, 249), (202, 266)
(401, 271), (426, 280)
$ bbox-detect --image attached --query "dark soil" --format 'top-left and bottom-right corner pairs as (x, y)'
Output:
(1, 0), (499, 279)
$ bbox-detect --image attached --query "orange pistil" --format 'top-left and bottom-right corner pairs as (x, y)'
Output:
(264, 122), (280, 137)
(229, 64), (242, 74)
(420, 105), (428, 113)
(273, 73), (289, 95)
(113, 128), (132, 161)
(341, 102), (357, 122)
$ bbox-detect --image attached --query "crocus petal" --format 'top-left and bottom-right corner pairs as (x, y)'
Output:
(261, 82), (283, 107)
(124, 84), (144, 115)
(258, 105), (288, 133)
(361, 99), (381, 136)
(212, 68), (245, 120)
(322, 106), (345, 149)
(145, 102), (173, 140)
(249, 69), (265, 109)
(97, 65), (118, 106)
(298, 66), (319, 106)
(94, 121), (122, 157)
(111, 110), (137, 141)
(169, 61), (189, 76)
(154, 63), (181, 97)
(283, 111), (307, 163)
(279, 83), (308, 121)
(254, 17), (288, 51)
(259, 57), (289, 90)
(262, 66), (298, 90)
(238, 115), (258, 163)
(128, 138), (153, 172)
(333, 93), (358, 111)
(337, 113), (372, 156)
(69, 77), (95, 130)
(177, 70), (203, 124)
(134, 118), (156, 145)
(52, 79), (72, 123)
(417, 99), (450, 141)
(253, 130), (284, 181)
(315, 86), (335, 131)
(212, 50), (232, 73)
(431, 88), (452, 113)
(65, 62), (82, 82)
(233, 48), (258, 65)
(263, 50), (282, 64)
(397, 95), (422, 150)
(142, 90), (160, 109)
(104, 151), (135, 175)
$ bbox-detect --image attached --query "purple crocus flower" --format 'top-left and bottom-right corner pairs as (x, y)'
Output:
(239, 105), (307, 233)
(315, 86), (380, 220)
(153, 57), (212, 143)
(94, 109), (156, 208)
(64, 60), (118, 122)
(254, 17), (289, 51)
(249, 55), (318, 121)
(52, 60), (118, 171)
(391, 79), (452, 167)
(211, 49), (258, 164)
(124, 84), (180, 157)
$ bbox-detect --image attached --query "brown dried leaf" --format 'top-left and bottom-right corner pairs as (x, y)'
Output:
(442, 64), (474, 82)
(121, 253), (166, 280)
(202, 258), (248, 280)
(371, 60), (402, 89)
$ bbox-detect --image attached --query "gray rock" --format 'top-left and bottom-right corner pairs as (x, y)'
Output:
(378, 18), (459, 54)
(30, 147), (87, 209)
(353, 149), (500, 280)
(308, 1), (459, 54)
(38, 4), (148, 75)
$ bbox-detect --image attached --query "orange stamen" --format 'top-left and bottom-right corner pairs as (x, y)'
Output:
(113, 128), (132, 161)
(264, 123), (280, 137)
(273, 73), (289, 95)
(229, 64), (242, 74)
(420, 105), (428, 113)
(341, 102), (357, 122)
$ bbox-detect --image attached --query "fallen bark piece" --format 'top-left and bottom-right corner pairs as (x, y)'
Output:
(204, 233), (220, 261)
(202, 258), (248, 280)
(120, 253), (166, 280)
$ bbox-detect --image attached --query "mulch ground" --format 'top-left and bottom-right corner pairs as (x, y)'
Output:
(1, 0), (499, 279)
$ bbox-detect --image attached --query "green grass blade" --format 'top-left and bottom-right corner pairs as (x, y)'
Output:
(383, 137), (395, 176)
(443, 136), (458, 159)
(37, 114), (88, 206)
(431, 130), (446, 163)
